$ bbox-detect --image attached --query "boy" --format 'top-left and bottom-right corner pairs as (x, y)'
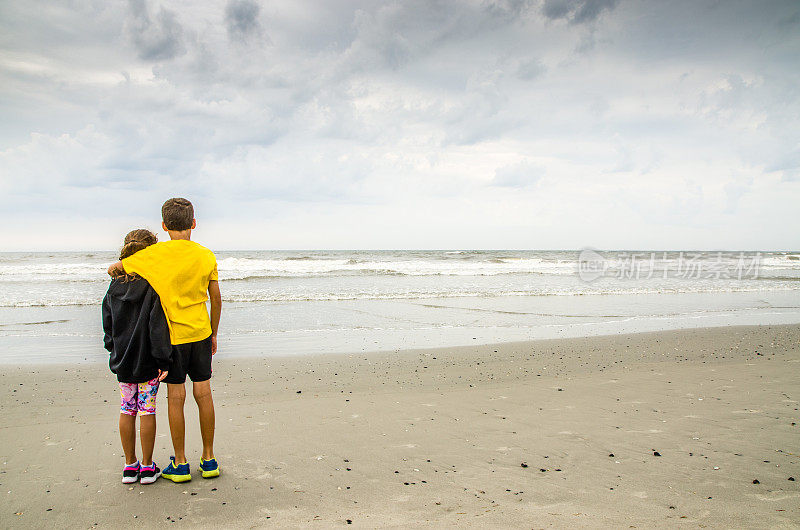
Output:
(108, 197), (222, 482)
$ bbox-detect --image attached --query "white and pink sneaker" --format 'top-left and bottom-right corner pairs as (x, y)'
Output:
(122, 461), (140, 484)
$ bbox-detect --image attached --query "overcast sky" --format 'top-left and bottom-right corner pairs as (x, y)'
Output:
(1, 0), (798, 250)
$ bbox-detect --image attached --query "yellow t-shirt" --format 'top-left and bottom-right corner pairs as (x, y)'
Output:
(122, 239), (218, 345)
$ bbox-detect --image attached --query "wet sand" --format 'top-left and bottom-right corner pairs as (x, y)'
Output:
(1, 324), (799, 528)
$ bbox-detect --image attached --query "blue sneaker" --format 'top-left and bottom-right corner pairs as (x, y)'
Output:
(199, 458), (220, 479)
(162, 456), (191, 483)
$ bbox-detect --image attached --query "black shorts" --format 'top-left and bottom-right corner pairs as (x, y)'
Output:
(164, 336), (212, 384)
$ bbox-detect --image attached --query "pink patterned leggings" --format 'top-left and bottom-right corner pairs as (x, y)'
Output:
(119, 378), (159, 416)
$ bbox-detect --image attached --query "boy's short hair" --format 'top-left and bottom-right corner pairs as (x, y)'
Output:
(162, 198), (194, 231)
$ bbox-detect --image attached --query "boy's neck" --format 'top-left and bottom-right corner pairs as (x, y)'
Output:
(167, 229), (192, 241)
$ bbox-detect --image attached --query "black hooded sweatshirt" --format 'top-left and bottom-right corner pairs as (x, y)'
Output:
(102, 276), (172, 383)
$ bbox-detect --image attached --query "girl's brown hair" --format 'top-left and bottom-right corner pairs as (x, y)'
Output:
(119, 229), (158, 260)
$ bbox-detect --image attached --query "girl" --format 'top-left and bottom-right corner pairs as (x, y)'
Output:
(102, 229), (172, 484)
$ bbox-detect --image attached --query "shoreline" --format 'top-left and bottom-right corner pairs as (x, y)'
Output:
(2, 323), (799, 527)
(4, 293), (800, 366)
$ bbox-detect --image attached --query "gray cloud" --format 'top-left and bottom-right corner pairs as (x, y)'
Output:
(542, 0), (619, 24)
(1, 0), (799, 249)
(483, 0), (535, 22)
(225, 0), (263, 42)
(516, 58), (546, 80)
(126, 0), (186, 61)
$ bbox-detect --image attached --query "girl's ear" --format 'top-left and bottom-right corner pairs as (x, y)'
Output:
(192, 219), (197, 229)
(162, 221), (168, 232)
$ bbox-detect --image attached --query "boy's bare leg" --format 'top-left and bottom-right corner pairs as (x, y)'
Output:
(119, 413), (137, 465)
(139, 414), (156, 466)
(193, 380), (215, 460)
(167, 383), (187, 463)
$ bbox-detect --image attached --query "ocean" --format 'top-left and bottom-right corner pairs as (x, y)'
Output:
(1, 250), (799, 363)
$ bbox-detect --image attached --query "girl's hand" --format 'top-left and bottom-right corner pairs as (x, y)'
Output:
(157, 369), (168, 382)
(107, 261), (125, 277)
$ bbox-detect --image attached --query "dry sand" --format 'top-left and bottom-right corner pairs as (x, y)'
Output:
(1, 324), (799, 528)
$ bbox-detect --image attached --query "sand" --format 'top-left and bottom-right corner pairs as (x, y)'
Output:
(1, 324), (799, 528)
